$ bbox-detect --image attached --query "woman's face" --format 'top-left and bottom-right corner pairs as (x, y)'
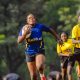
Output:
(61, 33), (67, 42)
(27, 14), (36, 25)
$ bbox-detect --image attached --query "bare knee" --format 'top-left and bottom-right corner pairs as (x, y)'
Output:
(36, 54), (45, 73)
(36, 63), (44, 73)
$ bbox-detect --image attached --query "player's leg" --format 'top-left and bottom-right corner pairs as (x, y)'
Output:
(76, 64), (80, 80)
(61, 66), (67, 80)
(60, 56), (67, 80)
(67, 64), (73, 80)
(36, 53), (46, 80)
(75, 53), (80, 80)
(27, 62), (37, 80)
(76, 62), (80, 80)
(67, 56), (74, 80)
(26, 55), (37, 80)
(74, 48), (80, 80)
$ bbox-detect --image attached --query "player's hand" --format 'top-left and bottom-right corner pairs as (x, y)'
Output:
(22, 25), (32, 38)
(23, 25), (32, 34)
(59, 53), (69, 57)
(57, 39), (63, 45)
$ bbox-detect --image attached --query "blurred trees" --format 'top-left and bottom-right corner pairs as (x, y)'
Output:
(41, 0), (80, 32)
(0, 0), (80, 80)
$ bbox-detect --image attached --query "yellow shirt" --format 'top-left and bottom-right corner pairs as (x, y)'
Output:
(72, 24), (80, 48)
(57, 39), (74, 55)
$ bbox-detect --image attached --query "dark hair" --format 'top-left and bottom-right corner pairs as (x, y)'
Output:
(26, 13), (36, 19)
(60, 32), (68, 38)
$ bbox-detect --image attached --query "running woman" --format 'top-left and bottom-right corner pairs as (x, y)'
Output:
(57, 32), (75, 80)
(72, 10), (80, 80)
(17, 14), (60, 80)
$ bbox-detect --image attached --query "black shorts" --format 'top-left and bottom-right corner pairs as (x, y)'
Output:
(60, 55), (75, 68)
(74, 48), (80, 63)
(25, 49), (45, 62)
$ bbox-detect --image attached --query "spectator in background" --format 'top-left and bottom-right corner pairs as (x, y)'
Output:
(3, 73), (21, 80)
(47, 64), (62, 80)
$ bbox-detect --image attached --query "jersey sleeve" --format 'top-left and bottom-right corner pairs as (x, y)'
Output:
(18, 26), (25, 36)
(72, 26), (77, 39)
(18, 29), (22, 36)
(57, 43), (62, 55)
(41, 24), (51, 32)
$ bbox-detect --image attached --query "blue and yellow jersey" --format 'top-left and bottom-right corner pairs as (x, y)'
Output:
(19, 23), (51, 55)
(72, 24), (80, 48)
(57, 39), (74, 55)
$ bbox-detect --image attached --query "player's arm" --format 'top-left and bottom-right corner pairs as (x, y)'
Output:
(59, 53), (69, 56)
(48, 27), (62, 44)
(72, 26), (80, 44)
(72, 38), (80, 44)
(41, 25), (60, 40)
(17, 25), (31, 43)
(49, 27), (60, 40)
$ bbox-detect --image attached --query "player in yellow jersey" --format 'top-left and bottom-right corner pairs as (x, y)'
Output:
(72, 10), (80, 80)
(57, 32), (75, 80)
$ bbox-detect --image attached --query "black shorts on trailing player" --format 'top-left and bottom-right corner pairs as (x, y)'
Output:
(74, 48), (80, 63)
(60, 55), (75, 68)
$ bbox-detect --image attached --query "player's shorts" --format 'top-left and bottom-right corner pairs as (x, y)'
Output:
(74, 48), (80, 63)
(25, 49), (45, 62)
(60, 55), (75, 68)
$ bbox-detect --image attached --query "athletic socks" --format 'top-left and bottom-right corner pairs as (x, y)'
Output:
(41, 76), (47, 80)
(40, 75), (47, 80)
